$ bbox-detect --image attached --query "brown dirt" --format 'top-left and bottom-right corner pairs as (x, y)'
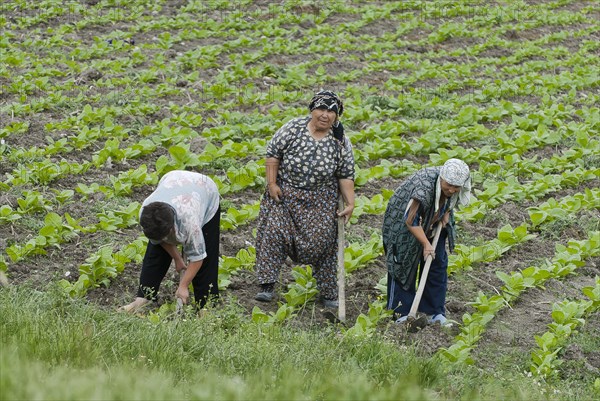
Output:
(2, 0), (599, 384)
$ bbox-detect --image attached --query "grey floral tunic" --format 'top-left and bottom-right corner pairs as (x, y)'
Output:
(266, 117), (355, 189)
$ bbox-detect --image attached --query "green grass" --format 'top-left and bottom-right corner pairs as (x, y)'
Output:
(1, 284), (588, 401)
(1, 1), (599, 400)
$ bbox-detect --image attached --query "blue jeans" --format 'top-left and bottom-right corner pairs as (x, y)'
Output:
(387, 228), (448, 316)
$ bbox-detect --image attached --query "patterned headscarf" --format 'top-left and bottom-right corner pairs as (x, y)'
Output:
(436, 158), (471, 211)
(308, 90), (344, 116)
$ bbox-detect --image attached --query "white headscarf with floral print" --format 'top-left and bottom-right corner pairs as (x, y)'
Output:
(436, 158), (471, 212)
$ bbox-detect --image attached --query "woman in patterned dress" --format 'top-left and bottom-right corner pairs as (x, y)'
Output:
(121, 170), (221, 312)
(382, 159), (471, 325)
(254, 90), (355, 307)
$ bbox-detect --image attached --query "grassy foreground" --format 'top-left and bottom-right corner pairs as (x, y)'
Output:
(0, 285), (588, 401)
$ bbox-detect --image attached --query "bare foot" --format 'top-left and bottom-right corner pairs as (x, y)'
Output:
(0, 271), (8, 287)
(120, 297), (150, 313)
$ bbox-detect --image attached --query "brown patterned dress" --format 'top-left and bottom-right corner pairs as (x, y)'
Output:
(254, 117), (355, 299)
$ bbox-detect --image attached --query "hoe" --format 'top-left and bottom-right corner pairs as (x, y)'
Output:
(406, 222), (443, 333)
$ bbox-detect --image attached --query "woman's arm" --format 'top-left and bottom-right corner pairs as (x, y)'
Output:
(161, 241), (203, 303)
(160, 242), (186, 272)
(175, 259), (203, 304)
(405, 199), (436, 259)
(337, 178), (355, 223)
(266, 157), (283, 202)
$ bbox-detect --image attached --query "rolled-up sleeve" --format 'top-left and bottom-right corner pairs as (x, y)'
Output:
(183, 233), (206, 262)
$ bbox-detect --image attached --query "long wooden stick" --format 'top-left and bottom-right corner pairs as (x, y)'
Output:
(337, 196), (346, 322)
(408, 223), (443, 319)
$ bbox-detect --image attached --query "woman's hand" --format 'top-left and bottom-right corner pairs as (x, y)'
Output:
(175, 284), (190, 304)
(422, 243), (436, 260)
(161, 243), (187, 272)
(338, 178), (355, 224)
(265, 158), (281, 201)
(175, 260), (202, 305)
(337, 204), (354, 224)
(268, 183), (283, 202)
(441, 211), (451, 227)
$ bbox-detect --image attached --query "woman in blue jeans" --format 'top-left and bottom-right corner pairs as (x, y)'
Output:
(382, 159), (471, 325)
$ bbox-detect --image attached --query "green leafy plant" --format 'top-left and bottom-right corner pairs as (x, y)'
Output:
(218, 247), (256, 290)
(16, 191), (52, 214)
(344, 298), (392, 338)
(251, 304), (296, 325)
(344, 232), (383, 273)
(530, 296), (595, 379)
(221, 202), (260, 231)
(95, 202), (141, 231)
(0, 205), (21, 224)
(59, 238), (146, 298)
(282, 265), (319, 308)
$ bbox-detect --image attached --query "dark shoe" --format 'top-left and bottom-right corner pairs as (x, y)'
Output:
(322, 298), (339, 308)
(255, 291), (274, 302)
(255, 283), (275, 302)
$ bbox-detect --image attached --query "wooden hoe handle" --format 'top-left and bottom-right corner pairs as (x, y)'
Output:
(337, 196), (346, 322)
(407, 223), (443, 319)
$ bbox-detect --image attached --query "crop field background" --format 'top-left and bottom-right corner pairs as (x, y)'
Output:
(1, 0), (599, 400)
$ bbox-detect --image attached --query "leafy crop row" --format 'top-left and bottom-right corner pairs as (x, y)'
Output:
(530, 277), (600, 379)
(437, 232), (599, 365)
